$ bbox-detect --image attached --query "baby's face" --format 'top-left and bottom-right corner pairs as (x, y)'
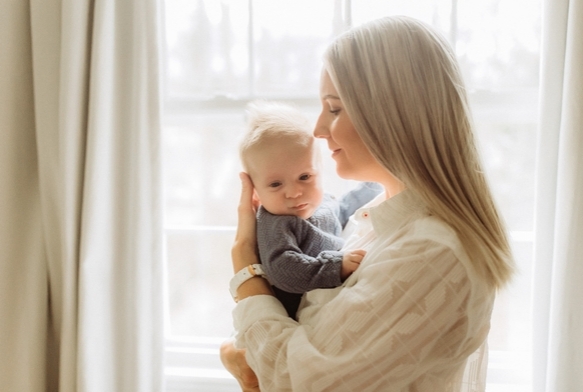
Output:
(248, 140), (324, 219)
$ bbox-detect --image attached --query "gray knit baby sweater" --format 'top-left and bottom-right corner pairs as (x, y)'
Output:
(256, 182), (382, 318)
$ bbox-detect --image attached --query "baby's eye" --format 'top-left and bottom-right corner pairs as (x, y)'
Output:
(269, 181), (282, 188)
(299, 174), (311, 181)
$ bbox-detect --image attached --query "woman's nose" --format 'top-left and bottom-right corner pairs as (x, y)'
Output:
(313, 112), (329, 139)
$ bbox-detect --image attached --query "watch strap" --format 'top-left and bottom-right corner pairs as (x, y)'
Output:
(229, 264), (266, 301)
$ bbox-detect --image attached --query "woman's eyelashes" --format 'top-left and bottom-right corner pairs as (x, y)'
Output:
(325, 100), (342, 115)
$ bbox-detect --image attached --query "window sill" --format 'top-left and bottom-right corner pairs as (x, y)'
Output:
(165, 337), (239, 391)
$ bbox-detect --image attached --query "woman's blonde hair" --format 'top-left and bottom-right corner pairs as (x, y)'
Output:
(325, 16), (514, 288)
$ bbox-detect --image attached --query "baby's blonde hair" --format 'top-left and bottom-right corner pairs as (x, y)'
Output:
(240, 101), (315, 173)
(325, 16), (514, 288)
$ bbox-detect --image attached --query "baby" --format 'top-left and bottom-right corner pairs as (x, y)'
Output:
(239, 101), (382, 319)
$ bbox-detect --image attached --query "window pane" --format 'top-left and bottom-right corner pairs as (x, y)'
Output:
(471, 93), (538, 232)
(165, 0), (250, 98)
(352, 0), (453, 36)
(456, 0), (541, 90)
(163, 110), (244, 227)
(166, 229), (236, 337)
(252, 0), (339, 96)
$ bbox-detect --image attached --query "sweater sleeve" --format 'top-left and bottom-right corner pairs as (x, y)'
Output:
(257, 211), (345, 294)
(234, 238), (489, 392)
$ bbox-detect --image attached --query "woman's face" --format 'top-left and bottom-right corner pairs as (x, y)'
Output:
(313, 70), (384, 181)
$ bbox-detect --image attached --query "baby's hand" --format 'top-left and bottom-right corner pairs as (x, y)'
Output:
(341, 249), (366, 280)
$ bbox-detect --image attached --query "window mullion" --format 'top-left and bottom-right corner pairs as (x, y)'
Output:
(344, 0), (352, 28)
(248, 0), (255, 98)
(450, 0), (458, 49)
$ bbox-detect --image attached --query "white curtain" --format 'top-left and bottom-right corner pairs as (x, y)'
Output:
(0, 0), (164, 391)
(532, 0), (583, 390)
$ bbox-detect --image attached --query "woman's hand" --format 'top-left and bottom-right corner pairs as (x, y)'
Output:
(220, 338), (260, 391)
(232, 172), (261, 273)
(231, 172), (273, 300)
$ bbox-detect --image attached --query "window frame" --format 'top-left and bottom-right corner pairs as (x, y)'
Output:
(161, 0), (537, 389)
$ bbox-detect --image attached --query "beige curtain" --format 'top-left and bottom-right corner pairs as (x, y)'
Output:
(532, 0), (583, 390)
(0, 0), (164, 391)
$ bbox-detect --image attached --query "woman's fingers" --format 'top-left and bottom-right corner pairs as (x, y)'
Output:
(239, 172), (260, 212)
(232, 172), (260, 272)
(235, 172), (258, 242)
(238, 172), (255, 210)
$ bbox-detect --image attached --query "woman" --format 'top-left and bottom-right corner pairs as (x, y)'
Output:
(222, 16), (514, 391)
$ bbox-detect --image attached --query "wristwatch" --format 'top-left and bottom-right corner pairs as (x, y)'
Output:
(229, 264), (266, 302)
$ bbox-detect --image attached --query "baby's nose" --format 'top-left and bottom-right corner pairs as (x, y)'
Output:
(285, 184), (302, 198)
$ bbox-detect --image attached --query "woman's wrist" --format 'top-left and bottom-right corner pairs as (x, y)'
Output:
(231, 241), (259, 273)
(235, 276), (274, 302)
(230, 242), (273, 301)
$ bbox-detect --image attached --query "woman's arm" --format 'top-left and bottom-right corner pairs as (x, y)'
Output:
(220, 173), (274, 391)
(235, 238), (488, 391)
(231, 172), (274, 301)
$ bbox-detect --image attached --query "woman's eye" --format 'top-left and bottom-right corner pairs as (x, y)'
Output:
(329, 108), (341, 115)
(269, 182), (282, 188)
(299, 174), (311, 181)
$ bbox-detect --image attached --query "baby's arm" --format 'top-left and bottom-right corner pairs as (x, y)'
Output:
(341, 249), (366, 280)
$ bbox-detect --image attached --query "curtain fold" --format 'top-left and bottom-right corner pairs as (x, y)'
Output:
(0, 0), (165, 391)
(532, 0), (583, 390)
(0, 2), (47, 391)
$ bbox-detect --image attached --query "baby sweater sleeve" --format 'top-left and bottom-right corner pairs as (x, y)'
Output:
(257, 209), (345, 294)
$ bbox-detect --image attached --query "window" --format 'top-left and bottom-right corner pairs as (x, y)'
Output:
(162, 1), (540, 390)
